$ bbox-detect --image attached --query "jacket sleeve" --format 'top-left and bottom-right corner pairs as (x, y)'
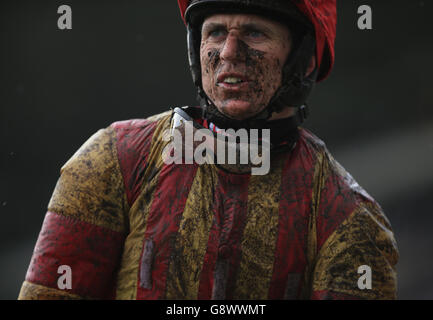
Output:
(18, 126), (129, 299)
(309, 201), (399, 300)
(299, 146), (399, 300)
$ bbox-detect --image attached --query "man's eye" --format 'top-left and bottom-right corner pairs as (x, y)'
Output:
(247, 30), (265, 38)
(208, 29), (226, 38)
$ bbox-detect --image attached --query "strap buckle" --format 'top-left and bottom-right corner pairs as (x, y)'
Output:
(298, 104), (309, 124)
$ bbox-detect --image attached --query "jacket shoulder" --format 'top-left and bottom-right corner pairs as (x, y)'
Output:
(109, 109), (173, 206)
(50, 125), (128, 233)
(110, 109), (172, 131)
(298, 127), (374, 203)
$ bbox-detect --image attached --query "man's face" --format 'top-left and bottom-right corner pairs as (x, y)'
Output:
(200, 13), (291, 120)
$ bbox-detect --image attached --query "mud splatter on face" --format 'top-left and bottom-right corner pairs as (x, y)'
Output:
(200, 14), (290, 120)
(204, 49), (220, 74)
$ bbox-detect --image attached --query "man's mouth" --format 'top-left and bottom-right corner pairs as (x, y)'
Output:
(222, 77), (244, 84)
(216, 73), (249, 90)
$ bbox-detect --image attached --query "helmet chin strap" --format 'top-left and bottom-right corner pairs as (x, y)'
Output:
(199, 93), (309, 132)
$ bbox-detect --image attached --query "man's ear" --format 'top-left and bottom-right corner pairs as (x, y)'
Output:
(305, 55), (316, 77)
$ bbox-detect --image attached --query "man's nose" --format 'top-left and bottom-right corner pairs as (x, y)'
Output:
(220, 33), (244, 62)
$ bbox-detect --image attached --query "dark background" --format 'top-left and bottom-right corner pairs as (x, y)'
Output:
(1, 0), (432, 299)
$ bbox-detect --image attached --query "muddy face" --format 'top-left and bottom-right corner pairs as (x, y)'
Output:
(200, 13), (291, 120)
